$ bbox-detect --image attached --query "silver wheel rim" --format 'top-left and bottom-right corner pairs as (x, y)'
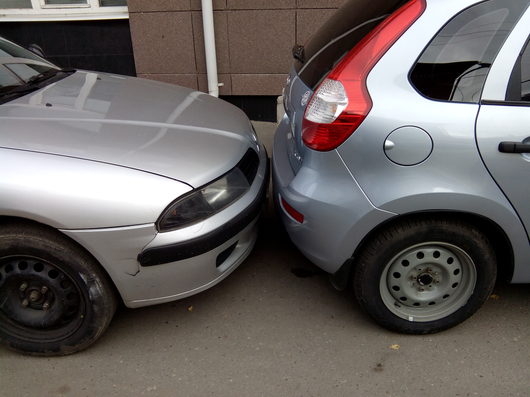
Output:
(379, 242), (477, 323)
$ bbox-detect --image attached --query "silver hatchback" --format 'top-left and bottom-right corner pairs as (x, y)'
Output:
(273, 0), (530, 333)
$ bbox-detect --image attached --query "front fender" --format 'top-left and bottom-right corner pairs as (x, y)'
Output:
(0, 148), (191, 229)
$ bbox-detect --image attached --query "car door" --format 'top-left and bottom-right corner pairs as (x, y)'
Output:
(476, 7), (530, 239)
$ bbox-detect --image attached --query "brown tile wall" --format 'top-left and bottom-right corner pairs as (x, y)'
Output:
(129, 0), (347, 95)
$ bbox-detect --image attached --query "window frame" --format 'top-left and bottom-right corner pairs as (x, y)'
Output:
(0, 0), (128, 21)
(480, 4), (530, 107)
(504, 36), (530, 103)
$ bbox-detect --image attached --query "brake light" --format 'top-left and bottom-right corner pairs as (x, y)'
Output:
(302, 0), (426, 151)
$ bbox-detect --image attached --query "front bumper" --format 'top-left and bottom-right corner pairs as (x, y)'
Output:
(125, 216), (261, 308)
(138, 160), (268, 267)
(272, 117), (394, 274)
(64, 144), (269, 308)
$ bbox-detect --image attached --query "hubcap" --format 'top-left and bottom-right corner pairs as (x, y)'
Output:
(0, 257), (84, 334)
(379, 243), (477, 322)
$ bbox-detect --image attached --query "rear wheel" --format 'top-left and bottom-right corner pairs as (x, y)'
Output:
(353, 218), (496, 333)
(0, 223), (116, 355)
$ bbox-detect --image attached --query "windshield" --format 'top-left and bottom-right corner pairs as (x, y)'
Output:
(0, 37), (73, 104)
(0, 37), (54, 64)
(0, 62), (75, 104)
(2, 63), (59, 85)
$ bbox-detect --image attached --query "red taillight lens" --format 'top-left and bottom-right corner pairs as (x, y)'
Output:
(302, 0), (426, 151)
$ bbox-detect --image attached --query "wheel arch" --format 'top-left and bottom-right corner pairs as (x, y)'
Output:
(0, 215), (121, 303)
(332, 211), (514, 289)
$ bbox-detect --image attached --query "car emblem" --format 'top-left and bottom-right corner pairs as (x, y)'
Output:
(301, 91), (311, 107)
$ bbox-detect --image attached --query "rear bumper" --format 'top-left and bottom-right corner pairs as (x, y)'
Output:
(272, 119), (394, 274)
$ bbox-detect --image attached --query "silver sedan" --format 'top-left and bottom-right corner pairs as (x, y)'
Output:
(0, 37), (268, 355)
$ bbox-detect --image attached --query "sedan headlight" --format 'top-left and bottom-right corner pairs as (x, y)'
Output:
(157, 167), (250, 232)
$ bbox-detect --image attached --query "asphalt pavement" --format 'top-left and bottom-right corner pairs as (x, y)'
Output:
(1, 122), (529, 396)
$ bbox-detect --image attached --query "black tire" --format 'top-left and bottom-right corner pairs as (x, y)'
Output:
(0, 223), (117, 355)
(353, 218), (497, 334)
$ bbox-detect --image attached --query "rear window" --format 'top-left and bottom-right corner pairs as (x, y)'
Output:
(410, 0), (529, 103)
(294, 0), (407, 89)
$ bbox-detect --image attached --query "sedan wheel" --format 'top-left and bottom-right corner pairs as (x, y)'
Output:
(0, 223), (116, 356)
(0, 257), (86, 339)
(354, 218), (497, 333)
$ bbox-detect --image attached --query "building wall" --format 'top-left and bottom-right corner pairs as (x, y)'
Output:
(128, 0), (346, 96)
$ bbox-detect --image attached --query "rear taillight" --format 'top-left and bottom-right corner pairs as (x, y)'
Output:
(302, 0), (426, 151)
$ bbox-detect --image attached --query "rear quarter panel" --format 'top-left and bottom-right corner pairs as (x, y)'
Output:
(337, 0), (530, 282)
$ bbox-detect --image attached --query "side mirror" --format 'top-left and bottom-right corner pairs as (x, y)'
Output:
(27, 43), (46, 59)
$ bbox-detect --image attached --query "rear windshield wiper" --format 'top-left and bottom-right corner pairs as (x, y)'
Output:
(292, 44), (305, 63)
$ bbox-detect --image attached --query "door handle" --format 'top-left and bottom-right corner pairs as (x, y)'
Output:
(498, 141), (530, 153)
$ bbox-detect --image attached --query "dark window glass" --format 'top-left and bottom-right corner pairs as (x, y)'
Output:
(410, 0), (529, 103)
(295, 0), (407, 89)
(0, 0), (31, 8)
(522, 41), (530, 101)
(44, 0), (87, 4)
(100, 0), (127, 6)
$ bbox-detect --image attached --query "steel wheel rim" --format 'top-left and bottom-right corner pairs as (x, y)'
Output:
(379, 242), (477, 323)
(0, 256), (86, 342)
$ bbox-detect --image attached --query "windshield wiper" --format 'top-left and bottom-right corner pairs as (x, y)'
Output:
(27, 68), (75, 85)
(0, 68), (75, 104)
(0, 85), (41, 103)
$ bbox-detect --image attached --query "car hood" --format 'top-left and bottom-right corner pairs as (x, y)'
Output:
(0, 71), (256, 187)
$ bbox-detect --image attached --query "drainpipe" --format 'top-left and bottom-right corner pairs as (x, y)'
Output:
(201, 0), (219, 97)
